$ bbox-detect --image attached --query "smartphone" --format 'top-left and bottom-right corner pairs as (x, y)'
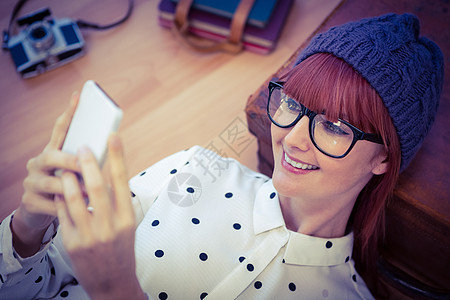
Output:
(61, 80), (123, 167)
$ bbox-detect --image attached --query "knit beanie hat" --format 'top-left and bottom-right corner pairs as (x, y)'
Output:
(294, 13), (444, 172)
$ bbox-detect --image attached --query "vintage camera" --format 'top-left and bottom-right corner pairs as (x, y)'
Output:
(7, 8), (85, 78)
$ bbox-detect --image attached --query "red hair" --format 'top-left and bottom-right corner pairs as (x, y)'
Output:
(281, 53), (401, 285)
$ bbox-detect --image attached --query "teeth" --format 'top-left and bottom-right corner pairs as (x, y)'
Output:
(284, 153), (318, 170)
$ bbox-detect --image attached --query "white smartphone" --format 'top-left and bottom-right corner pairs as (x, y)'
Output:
(61, 80), (123, 167)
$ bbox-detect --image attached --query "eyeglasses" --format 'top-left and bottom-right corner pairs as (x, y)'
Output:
(267, 81), (383, 158)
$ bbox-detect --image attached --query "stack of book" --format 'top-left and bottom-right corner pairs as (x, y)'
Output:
(158, 0), (294, 54)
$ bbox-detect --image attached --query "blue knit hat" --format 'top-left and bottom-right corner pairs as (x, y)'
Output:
(294, 13), (444, 171)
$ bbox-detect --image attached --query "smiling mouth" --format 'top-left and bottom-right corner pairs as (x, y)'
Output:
(284, 153), (318, 170)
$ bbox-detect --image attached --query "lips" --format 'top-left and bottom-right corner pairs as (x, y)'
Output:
(284, 153), (318, 170)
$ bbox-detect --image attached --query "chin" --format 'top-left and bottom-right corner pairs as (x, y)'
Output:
(271, 164), (298, 198)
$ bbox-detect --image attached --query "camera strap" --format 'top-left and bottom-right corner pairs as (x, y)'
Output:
(2, 0), (29, 50)
(76, 0), (134, 30)
(2, 0), (134, 51)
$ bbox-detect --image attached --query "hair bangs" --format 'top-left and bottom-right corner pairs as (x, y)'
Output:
(282, 53), (380, 134)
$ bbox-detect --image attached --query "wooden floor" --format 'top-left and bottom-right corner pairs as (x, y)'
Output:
(0, 0), (342, 219)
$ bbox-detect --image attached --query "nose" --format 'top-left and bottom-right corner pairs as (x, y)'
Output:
(283, 116), (312, 152)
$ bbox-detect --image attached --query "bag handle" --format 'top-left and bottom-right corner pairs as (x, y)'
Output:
(173, 0), (256, 53)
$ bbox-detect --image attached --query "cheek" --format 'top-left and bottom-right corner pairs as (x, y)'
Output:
(271, 125), (283, 154)
(345, 143), (384, 173)
(319, 145), (380, 185)
(271, 124), (282, 143)
(309, 158), (374, 200)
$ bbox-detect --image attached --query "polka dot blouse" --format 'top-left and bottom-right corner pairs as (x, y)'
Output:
(0, 146), (373, 299)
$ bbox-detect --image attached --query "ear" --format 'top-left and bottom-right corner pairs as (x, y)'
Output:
(371, 153), (389, 175)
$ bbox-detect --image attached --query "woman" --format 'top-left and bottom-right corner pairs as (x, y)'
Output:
(0, 13), (443, 299)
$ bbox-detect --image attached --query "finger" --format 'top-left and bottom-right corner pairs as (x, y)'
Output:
(45, 93), (79, 151)
(77, 147), (113, 230)
(107, 134), (133, 222)
(23, 173), (64, 195)
(61, 171), (91, 236)
(28, 150), (80, 175)
(55, 195), (78, 250)
(21, 192), (58, 216)
(55, 194), (73, 228)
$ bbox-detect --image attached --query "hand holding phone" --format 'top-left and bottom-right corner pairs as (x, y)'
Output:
(61, 80), (123, 167)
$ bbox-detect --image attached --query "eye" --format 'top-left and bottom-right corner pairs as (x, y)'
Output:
(281, 97), (301, 113)
(322, 120), (351, 136)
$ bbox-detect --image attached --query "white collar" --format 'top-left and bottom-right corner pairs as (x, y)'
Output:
(253, 180), (354, 267)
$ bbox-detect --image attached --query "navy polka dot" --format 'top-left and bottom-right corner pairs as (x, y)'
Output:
(159, 292), (168, 300)
(345, 256), (350, 263)
(131, 191), (136, 197)
(254, 281), (262, 289)
(192, 218), (200, 224)
(140, 171), (146, 176)
(199, 253), (208, 261)
(282, 259), (285, 263)
(187, 187), (195, 193)
(51, 267), (55, 275)
(35, 276), (42, 283)
(200, 292), (208, 299)
(239, 256), (245, 263)
(25, 268), (33, 275)
(326, 241), (333, 248)
(289, 282), (296, 291)
(233, 223), (241, 230)
(225, 192), (233, 198)
(60, 291), (69, 298)
(152, 220), (160, 226)
(155, 250), (164, 258)
(270, 192), (276, 199)
(352, 274), (357, 282)
(185, 161), (190, 165)
(170, 169), (177, 174)
(247, 264), (254, 271)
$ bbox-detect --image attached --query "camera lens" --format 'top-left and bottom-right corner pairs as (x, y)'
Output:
(30, 27), (47, 39)
(26, 20), (55, 51)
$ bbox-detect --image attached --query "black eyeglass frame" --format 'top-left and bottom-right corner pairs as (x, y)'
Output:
(267, 81), (384, 158)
